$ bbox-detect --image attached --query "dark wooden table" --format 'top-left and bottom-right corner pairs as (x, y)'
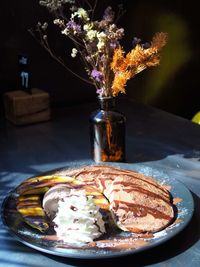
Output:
(0, 98), (200, 267)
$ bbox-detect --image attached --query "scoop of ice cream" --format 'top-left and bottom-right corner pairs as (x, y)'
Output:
(42, 184), (71, 219)
(53, 189), (106, 243)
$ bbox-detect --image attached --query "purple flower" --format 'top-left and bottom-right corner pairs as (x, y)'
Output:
(96, 88), (103, 95)
(132, 37), (141, 47)
(142, 42), (151, 49)
(103, 6), (114, 22)
(91, 69), (103, 82)
(110, 41), (118, 49)
(66, 21), (82, 34)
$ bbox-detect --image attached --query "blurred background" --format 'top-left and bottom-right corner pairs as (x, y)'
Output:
(0, 0), (199, 120)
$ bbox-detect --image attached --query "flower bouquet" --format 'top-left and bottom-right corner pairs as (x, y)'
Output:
(32, 0), (167, 97)
(32, 0), (167, 162)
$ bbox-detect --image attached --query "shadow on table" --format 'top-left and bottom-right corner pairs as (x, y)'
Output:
(44, 193), (200, 267)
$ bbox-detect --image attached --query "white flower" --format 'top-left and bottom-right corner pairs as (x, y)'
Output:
(97, 32), (107, 51)
(71, 8), (89, 21)
(53, 19), (64, 26)
(71, 48), (78, 58)
(97, 40), (106, 51)
(97, 32), (107, 41)
(83, 22), (94, 31)
(40, 0), (75, 12)
(41, 22), (48, 30)
(62, 27), (69, 36)
(86, 30), (98, 41)
(97, 41), (105, 51)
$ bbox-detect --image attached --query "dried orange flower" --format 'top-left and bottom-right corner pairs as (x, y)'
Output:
(151, 32), (168, 51)
(110, 47), (127, 72)
(112, 71), (132, 96)
(111, 32), (167, 96)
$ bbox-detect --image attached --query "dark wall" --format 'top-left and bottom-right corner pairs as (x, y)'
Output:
(0, 0), (199, 119)
(123, 0), (200, 120)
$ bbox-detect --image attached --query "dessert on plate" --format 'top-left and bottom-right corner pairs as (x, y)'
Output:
(16, 165), (175, 244)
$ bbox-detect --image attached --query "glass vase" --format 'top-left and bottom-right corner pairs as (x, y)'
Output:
(89, 96), (126, 163)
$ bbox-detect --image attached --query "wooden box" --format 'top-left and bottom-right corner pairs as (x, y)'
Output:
(4, 88), (50, 125)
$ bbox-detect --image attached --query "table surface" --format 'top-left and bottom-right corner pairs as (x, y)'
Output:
(0, 98), (200, 267)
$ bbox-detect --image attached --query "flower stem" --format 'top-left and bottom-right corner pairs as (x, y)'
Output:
(29, 29), (93, 85)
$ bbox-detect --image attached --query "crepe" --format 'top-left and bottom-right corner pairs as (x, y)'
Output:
(60, 165), (174, 233)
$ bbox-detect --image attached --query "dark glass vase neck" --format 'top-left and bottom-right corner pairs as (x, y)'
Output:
(98, 96), (116, 111)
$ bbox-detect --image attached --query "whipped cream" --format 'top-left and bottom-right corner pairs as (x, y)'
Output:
(53, 189), (106, 243)
(42, 185), (71, 219)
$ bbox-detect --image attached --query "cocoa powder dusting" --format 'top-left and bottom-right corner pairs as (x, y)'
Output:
(173, 197), (183, 205)
(43, 234), (148, 251)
